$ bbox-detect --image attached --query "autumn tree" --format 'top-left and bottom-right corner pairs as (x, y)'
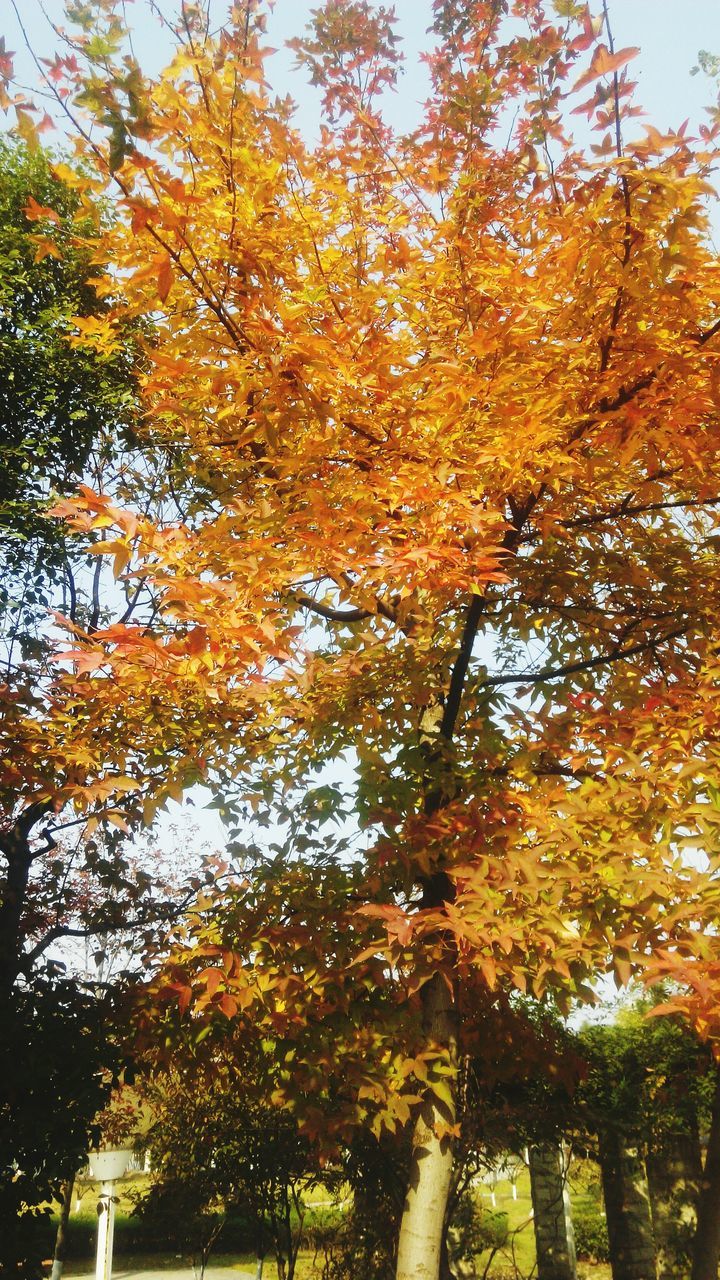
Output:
(9, 2), (720, 1278)
(139, 1030), (322, 1280)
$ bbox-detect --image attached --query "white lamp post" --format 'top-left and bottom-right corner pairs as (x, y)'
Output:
(87, 1149), (133, 1280)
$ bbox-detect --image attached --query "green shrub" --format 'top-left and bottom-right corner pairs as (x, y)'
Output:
(448, 1193), (509, 1268)
(302, 1201), (346, 1250)
(573, 1205), (610, 1263)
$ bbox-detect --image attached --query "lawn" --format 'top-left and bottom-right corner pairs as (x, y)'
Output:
(55, 1164), (611, 1279)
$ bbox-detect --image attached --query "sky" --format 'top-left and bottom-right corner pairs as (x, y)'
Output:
(6, 0), (720, 148)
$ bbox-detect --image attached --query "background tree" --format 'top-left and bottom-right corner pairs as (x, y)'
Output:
(0, 137), (224, 1274)
(9, 4), (720, 1279)
(0, 975), (120, 1279)
(138, 1029), (323, 1280)
(0, 136), (138, 648)
(577, 1005), (717, 1280)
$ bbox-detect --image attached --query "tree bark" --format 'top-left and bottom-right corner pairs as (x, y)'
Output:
(647, 1129), (702, 1280)
(599, 1129), (656, 1280)
(395, 584), (496, 1278)
(50, 1176), (75, 1280)
(396, 973), (457, 1280)
(529, 1143), (577, 1280)
(0, 802), (50, 1000)
(691, 1067), (720, 1280)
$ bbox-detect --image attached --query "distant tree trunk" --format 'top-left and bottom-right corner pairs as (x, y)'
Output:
(691, 1068), (720, 1280)
(647, 1128), (702, 1280)
(599, 1129), (656, 1280)
(439, 1230), (454, 1280)
(0, 802), (51, 1000)
(50, 1176), (75, 1280)
(529, 1144), (577, 1280)
(396, 973), (457, 1280)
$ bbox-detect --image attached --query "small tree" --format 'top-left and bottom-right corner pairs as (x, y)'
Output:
(139, 1039), (321, 1280)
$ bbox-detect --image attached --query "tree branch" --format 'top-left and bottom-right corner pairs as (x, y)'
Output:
(294, 594), (371, 623)
(561, 494), (720, 530)
(482, 624), (689, 689)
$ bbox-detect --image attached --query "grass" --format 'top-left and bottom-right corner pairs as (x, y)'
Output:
(57, 1164), (612, 1279)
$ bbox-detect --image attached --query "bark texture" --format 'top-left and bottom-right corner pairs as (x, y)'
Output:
(691, 1068), (720, 1280)
(647, 1130), (702, 1280)
(0, 802), (50, 1000)
(50, 1176), (75, 1280)
(529, 1144), (577, 1280)
(599, 1130), (656, 1280)
(396, 974), (457, 1280)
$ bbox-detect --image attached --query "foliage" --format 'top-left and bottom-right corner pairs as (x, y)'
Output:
(27, 0), (720, 1039)
(0, 974), (118, 1279)
(455, 998), (583, 1184)
(447, 1195), (510, 1273)
(137, 1036), (322, 1280)
(134, 1181), (226, 1280)
(0, 138), (213, 1272)
(94, 1084), (141, 1148)
(8, 1), (720, 1272)
(0, 137), (139, 643)
(577, 1003), (714, 1149)
(319, 1129), (408, 1280)
(572, 1204), (610, 1264)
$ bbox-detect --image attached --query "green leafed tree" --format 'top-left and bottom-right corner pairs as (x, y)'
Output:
(0, 137), (139, 645)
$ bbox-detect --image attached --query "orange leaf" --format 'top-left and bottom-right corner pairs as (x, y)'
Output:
(31, 236), (62, 264)
(157, 253), (173, 302)
(23, 194), (61, 224)
(571, 43), (639, 93)
(219, 993), (238, 1018)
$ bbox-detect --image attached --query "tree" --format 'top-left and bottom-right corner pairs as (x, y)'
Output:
(0, 137), (221, 1272)
(11, 3), (720, 1278)
(576, 1005), (720, 1280)
(0, 973), (119, 1279)
(635, 967), (720, 1280)
(138, 1032), (322, 1280)
(0, 137), (139, 646)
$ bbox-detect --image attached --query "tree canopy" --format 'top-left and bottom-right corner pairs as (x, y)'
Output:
(6, 3), (720, 1278)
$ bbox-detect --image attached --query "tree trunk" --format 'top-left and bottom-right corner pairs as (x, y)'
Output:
(50, 1176), (75, 1280)
(529, 1144), (577, 1280)
(647, 1129), (702, 1280)
(438, 1231), (454, 1280)
(691, 1067), (720, 1280)
(599, 1129), (656, 1280)
(396, 973), (457, 1280)
(0, 830), (32, 1000)
(0, 803), (50, 999)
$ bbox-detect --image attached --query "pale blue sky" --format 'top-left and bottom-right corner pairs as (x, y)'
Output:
(6, 1), (720, 145)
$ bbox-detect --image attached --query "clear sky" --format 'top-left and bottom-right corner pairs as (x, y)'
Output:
(6, 0), (720, 147)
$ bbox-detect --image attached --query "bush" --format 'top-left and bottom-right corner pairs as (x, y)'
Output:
(318, 1208), (395, 1280)
(573, 1205), (610, 1263)
(448, 1194), (509, 1269)
(302, 1202), (346, 1250)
